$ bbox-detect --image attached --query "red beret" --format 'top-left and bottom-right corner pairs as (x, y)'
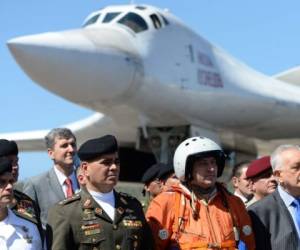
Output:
(246, 156), (271, 179)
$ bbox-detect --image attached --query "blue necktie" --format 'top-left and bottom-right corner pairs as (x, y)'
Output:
(292, 198), (300, 231)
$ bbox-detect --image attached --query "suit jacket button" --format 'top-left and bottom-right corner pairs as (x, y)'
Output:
(113, 224), (118, 230)
(116, 244), (121, 249)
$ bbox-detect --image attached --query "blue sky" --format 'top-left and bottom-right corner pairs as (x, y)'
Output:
(1, 0), (300, 180)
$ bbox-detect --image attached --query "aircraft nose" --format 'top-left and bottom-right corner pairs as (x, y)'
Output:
(7, 28), (143, 104)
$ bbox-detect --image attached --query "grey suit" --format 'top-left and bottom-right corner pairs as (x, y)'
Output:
(23, 168), (66, 228)
(248, 189), (300, 250)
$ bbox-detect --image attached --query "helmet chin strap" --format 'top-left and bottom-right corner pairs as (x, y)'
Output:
(190, 184), (216, 196)
(187, 184), (216, 220)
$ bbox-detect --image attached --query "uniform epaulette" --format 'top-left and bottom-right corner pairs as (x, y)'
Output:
(119, 192), (141, 206)
(119, 192), (137, 200)
(11, 190), (38, 224)
(13, 189), (30, 200)
(59, 193), (81, 205)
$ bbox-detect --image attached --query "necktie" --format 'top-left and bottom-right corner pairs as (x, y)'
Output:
(65, 178), (74, 198)
(292, 198), (300, 231)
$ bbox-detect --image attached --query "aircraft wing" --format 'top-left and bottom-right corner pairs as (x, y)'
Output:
(273, 65), (300, 86)
(0, 112), (136, 151)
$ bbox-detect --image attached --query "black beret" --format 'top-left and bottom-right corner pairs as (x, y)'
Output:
(78, 135), (118, 161)
(141, 164), (160, 184)
(0, 158), (12, 175)
(0, 139), (18, 157)
(157, 163), (174, 181)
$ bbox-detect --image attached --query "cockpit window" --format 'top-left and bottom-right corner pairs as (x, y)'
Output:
(83, 13), (101, 27)
(103, 12), (121, 23)
(160, 14), (169, 25)
(118, 12), (148, 33)
(135, 6), (147, 10)
(150, 14), (162, 29)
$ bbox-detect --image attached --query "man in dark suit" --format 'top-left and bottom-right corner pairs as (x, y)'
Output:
(23, 128), (79, 228)
(248, 144), (300, 250)
(47, 135), (153, 250)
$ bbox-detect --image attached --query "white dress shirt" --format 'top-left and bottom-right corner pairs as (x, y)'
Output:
(54, 166), (79, 197)
(0, 208), (42, 250)
(89, 189), (115, 221)
(234, 191), (248, 204)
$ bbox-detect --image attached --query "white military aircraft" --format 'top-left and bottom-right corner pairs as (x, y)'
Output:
(3, 4), (300, 171)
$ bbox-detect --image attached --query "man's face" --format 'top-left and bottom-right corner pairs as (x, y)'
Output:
(0, 172), (14, 208)
(84, 152), (120, 193)
(190, 156), (218, 189)
(48, 137), (76, 169)
(145, 179), (163, 198)
(5, 155), (19, 182)
(251, 169), (277, 199)
(274, 148), (300, 197)
(232, 166), (252, 198)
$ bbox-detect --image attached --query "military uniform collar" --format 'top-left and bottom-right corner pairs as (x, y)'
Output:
(80, 189), (128, 224)
(80, 189), (113, 222)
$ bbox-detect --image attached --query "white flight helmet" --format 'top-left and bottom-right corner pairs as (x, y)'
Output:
(173, 136), (226, 181)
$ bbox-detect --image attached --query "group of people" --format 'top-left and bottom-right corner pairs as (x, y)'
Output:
(0, 127), (300, 250)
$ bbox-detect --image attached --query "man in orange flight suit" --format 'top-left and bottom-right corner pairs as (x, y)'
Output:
(146, 137), (255, 250)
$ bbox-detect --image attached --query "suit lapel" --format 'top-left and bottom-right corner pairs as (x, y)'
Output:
(274, 190), (294, 224)
(273, 189), (299, 243)
(48, 168), (65, 201)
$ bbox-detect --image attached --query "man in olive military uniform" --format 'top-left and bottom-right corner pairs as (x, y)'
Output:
(0, 139), (44, 244)
(47, 135), (153, 250)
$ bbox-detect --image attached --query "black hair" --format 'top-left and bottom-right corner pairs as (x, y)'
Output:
(231, 161), (250, 179)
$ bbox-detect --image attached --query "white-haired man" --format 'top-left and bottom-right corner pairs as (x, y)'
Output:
(248, 144), (300, 250)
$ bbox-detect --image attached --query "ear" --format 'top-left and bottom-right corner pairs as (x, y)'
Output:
(231, 176), (238, 188)
(81, 162), (89, 176)
(47, 148), (55, 160)
(273, 170), (281, 183)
